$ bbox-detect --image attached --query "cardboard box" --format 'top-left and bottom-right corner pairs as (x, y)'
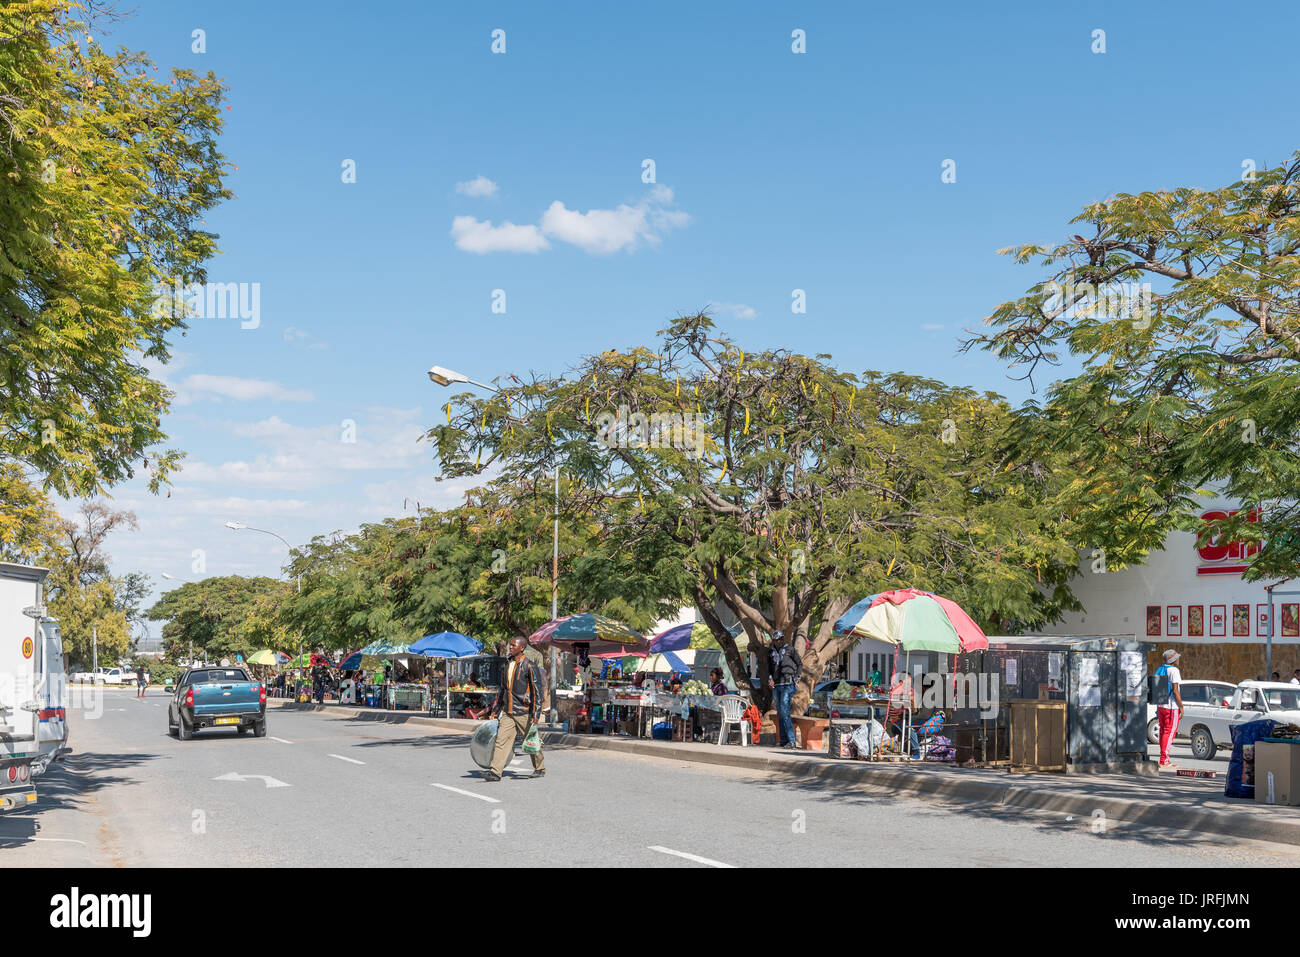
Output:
(1255, 739), (1300, 806)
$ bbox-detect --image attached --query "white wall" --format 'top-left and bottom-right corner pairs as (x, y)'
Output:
(1040, 500), (1296, 644)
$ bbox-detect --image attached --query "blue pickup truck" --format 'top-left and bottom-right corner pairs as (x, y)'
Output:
(169, 666), (267, 740)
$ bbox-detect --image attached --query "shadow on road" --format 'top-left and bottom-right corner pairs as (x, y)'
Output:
(732, 767), (1243, 853)
(0, 751), (156, 848)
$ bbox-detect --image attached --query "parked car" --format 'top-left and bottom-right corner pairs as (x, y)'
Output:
(1146, 679), (1235, 746)
(1148, 680), (1300, 760)
(169, 666), (266, 739)
(94, 667), (125, 685)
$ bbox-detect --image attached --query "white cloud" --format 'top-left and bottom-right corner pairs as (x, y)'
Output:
(452, 186), (689, 256)
(450, 215), (550, 254)
(709, 301), (758, 320)
(284, 326), (327, 350)
(540, 186), (689, 255)
(455, 175), (498, 198)
(176, 412), (429, 491)
(174, 374), (315, 405)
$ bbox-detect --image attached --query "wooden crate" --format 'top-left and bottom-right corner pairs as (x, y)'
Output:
(1008, 700), (1066, 771)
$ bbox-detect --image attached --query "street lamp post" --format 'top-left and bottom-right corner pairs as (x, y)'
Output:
(225, 522), (303, 663)
(429, 363), (560, 724)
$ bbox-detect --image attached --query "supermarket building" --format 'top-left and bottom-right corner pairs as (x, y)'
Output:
(1033, 501), (1298, 682)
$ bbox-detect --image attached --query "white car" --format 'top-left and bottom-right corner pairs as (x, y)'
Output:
(1149, 680), (1300, 760)
(94, 668), (125, 685)
(1146, 680), (1235, 748)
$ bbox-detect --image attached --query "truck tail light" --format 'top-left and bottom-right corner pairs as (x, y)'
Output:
(259, 684), (266, 704)
(18, 763), (28, 782)
(184, 689), (194, 707)
(6, 765), (15, 783)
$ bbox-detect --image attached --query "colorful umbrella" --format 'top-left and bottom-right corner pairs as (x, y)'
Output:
(285, 652), (335, 669)
(359, 637), (413, 656)
(649, 620), (746, 653)
(339, 653), (389, 671)
(410, 632), (483, 658)
(246, 649), (289, 666)
(527, 613), (646, 654)
(833, 588), (988, 653)
(638, 650), (695, 674)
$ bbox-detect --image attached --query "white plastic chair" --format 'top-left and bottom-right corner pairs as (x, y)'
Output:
(717, 695), (749, 747)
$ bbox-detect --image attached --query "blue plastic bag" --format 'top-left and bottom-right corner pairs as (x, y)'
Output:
(1225, 719), (1277, 799)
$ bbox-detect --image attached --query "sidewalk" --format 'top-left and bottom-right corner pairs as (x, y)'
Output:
(270, 699), (1300, 846)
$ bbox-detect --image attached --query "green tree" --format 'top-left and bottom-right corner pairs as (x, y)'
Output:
(42, 501), (139, 667)
(430, 315), (1080, 711)
(0, 463), (62, 562)
(146, 576), (288, 663)
(0, 0), (231, 497)
(966, 152), (1300, 578)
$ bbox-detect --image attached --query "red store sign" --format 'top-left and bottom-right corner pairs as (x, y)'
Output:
(1196, 508), (1261, 576)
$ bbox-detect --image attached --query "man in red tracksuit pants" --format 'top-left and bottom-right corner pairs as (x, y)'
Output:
(1155, 649), (1184, 768)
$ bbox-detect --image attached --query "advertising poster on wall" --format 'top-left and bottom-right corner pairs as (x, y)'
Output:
(1210, 605), (1227, 637)
(1233, 603), (1251, 637)
(1167, 606), (1182, 637)
(1283, 603), (1299, 638)
(1257, 604), (1271, 637)
(1188, 605), (1204, 637)
(1146, 605), (1161, 637)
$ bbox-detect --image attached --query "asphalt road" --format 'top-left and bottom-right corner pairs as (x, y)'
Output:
(3, 688), (1297, 867)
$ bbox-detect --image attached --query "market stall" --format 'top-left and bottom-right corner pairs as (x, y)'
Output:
(409, 631), (487, 717)
(832, 588), (989, 760)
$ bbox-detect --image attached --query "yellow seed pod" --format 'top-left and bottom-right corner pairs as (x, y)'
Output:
(849, 386), (856, 411)
(444, 403), (451, 424)
(675, 374), (680, 398)
(719, 462), (728, 482)
(743, 406), (750, 434)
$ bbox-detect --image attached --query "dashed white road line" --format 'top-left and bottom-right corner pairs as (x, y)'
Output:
(328, 753), (365, 765)
(431, 783), (500, 804)
(269, 736), (293, 744)
(647, 846), (734, 868)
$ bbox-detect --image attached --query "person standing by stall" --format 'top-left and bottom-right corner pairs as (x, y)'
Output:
(485, 638), (545, 782)
(768, 630), (802, 750)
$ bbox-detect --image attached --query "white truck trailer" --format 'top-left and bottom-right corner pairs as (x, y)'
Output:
(0, 562), (71, 812)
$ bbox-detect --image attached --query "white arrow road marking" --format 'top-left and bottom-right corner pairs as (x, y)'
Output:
(213, 772), (291, 788)
(647, 846), (734, 868)
(269, 736), (293, 744)
(328, 753), (364, 765)
(431, 783), (500, 804)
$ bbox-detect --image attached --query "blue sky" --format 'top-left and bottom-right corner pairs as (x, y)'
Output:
(84, 1), (1300, 635)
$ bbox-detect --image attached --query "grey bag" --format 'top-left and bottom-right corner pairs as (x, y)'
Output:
(470, 719), (499, 768)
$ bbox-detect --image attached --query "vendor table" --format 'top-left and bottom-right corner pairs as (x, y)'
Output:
(444, 687), (498, 717)
(606, 690), (655, 737)
(387, 684), (430, 711)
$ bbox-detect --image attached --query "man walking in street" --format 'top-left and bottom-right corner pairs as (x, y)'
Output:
(1155, 649), (1184, 768)
(135, 664), (146, 699)
(767, 630), (802, 750)
(484, 637), (546, 782)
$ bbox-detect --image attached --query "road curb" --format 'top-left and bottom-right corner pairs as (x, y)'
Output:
(269, 701), (1300, 846)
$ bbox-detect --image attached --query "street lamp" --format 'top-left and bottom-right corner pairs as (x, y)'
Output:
(428, 363), (561, 723)
(225, 521), (304, 662)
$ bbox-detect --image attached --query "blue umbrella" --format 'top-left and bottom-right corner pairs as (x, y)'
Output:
(410, 632), (483, 658)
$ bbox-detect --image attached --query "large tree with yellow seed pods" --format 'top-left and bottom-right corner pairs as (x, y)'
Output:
(0, 0), (232, 513)
(430, 314), (1081, 713)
